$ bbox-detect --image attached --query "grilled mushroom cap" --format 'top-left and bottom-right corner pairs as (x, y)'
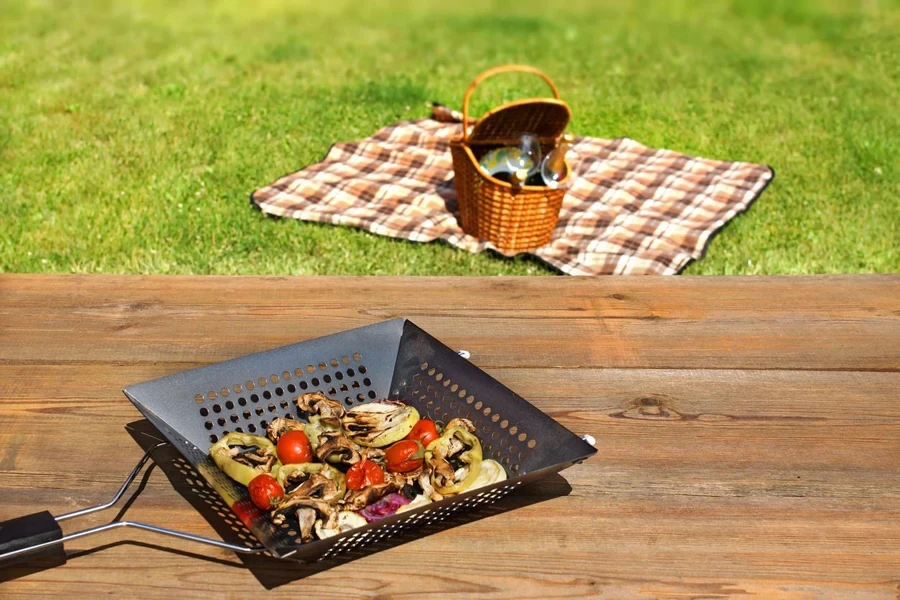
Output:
(341, 480), (404, 511)
(296, 392), (345, 428)
(445, 417), (475, 433)
(314, 511), (368, 540)
(418, 468), (443, 502)
(296, 507), (317, 541)
(314, 431), (362, 466)
(424, 425), (482, 493)
(272, 479), (339, 541)
(226, 445), (279, 474)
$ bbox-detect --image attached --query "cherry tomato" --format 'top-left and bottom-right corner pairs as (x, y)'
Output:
(231, 499), (263, 529)
(346, 458), (385, 491)
(406, 419), (439, 447)
(384, 439), (425, 473)
(248, 474), (284, 510)
(277, 430), (312, 464)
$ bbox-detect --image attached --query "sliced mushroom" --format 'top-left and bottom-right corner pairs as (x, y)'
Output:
(418, 466), (443, 502)
(226, 446), (279, 474)
(314, 431), (362, 466)
(341, 480), (404, 511)
(314, 511), (367, 540)
(296, 507), (317, 541)
(341, 400), (420, 447)
(266, 417), (305, 444)
(425, 426), (483, 495)
(387, 463), (424, 488)
(277, 466), (346, 504)
(425, 446), (457, 488)
(273, 494), (337, 540)
(361, 447), (386, 462)
(296, 392), (346, 429)
(444, 417), (475, 433)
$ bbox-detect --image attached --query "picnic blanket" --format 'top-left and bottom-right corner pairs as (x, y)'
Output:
(252, 110), (774, 275)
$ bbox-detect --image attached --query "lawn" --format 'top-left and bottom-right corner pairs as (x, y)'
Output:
(1, 0), (897, 275)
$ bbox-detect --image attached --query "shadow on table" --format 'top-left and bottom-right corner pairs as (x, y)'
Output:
(121, 419), (572, 589)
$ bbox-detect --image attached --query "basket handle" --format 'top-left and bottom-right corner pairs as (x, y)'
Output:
(461, 65), (561, 142)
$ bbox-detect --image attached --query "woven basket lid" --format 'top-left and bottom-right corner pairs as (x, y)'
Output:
(467, 99), (571, 146)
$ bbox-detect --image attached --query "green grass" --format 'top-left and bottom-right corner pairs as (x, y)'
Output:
(1, 0), (897, 275)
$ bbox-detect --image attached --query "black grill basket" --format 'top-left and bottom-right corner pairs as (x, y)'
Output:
(0, 318), (596, 566)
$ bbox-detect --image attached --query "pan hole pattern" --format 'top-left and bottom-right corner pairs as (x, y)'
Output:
(316, 481), (523, 561)
(183, 351), (532, 558)
(172, 456), (260, 548)
(396, 362), (531, 475)
(174, 445), (307, 548)
(198, 353), (374, 449)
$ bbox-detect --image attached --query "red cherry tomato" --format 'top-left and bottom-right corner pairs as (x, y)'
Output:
(248, 474), (284, 510)
(346, 458), (385, 491)
(231, 499), (262, 529)
(384, 439), (425, 473)
(277, 430), (312, 464)
(406, 419), (439, 447)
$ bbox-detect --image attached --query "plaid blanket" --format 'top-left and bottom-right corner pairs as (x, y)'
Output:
(252, 113), (773, 275)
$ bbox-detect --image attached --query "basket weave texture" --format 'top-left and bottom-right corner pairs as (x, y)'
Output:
(451, 65), (572, 253)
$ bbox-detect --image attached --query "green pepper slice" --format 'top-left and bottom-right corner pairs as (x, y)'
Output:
(210, 432), (281, 487)
(425, 426), (483, 495)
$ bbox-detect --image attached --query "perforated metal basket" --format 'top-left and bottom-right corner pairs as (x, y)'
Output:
(122, 318), (596, 562)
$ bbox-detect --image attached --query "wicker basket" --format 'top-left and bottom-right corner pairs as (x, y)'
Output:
(451, 65), (572, 253)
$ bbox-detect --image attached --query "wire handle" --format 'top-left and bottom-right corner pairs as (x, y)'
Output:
(0, 442), (264, 568)
(460, 65), (561, 142)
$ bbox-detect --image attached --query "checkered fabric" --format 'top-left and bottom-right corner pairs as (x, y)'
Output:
(252, 113), (773, 275)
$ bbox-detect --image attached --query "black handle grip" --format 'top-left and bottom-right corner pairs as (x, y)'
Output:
(0, 511), (66, 568)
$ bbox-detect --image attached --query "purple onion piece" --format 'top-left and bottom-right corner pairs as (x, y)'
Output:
(358, 493), (411, 523)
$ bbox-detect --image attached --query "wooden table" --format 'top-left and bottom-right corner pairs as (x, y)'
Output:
(1, 275), (898, 598)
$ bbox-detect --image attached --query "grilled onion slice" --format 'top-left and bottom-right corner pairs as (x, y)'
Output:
(341, 400), (420, 448)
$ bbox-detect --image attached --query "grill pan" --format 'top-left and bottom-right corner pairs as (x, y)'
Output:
(0, 318), (596, 565)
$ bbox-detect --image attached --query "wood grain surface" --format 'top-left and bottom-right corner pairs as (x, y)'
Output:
(1, 274), (898, 599)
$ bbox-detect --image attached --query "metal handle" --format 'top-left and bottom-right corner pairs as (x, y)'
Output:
(0, 511), (63, 567)
(0, 442), (264, 568)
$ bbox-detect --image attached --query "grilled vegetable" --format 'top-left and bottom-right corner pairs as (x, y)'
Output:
(266, 417), (306, 444)
(346, 458), (385, 491)
(342, 400), (420, 447)
(273, 494), (337, 541)
(358, 493), (411, 522)
(342, 480), (404, 511)
(210, 433), (281, 486)
(425, 423), (483, 495)
(406, 418), (440, 447)
(344, 401), (419, 448)
(314, 430), (362, 466)
(248, 474), (284, 510)
(276, 463), (346, 502)
(395, 493), (431, 513)
(467, 459), (507, 491)
(277, 430), (313, 464)
(384, 439), (425, 473)
(296, 392), (345, 429)
(314, 510), (368, 540)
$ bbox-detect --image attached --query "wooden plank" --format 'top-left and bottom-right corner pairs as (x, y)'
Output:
(1, 275), (898, 371)
(1, 497), (897, 598)
(1, 275), (899, 598)
(1, 366), (898, 500)
(2, 365), (898, 591)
